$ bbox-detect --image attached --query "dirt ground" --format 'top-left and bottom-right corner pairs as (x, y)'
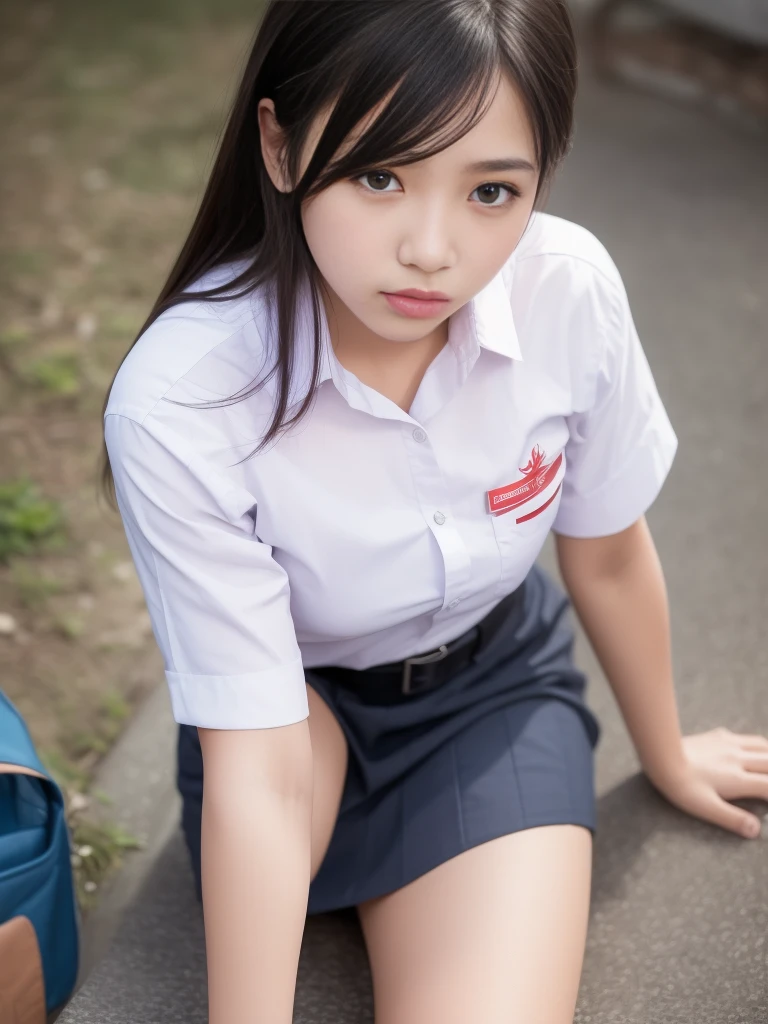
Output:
(0, 0), (259, 864)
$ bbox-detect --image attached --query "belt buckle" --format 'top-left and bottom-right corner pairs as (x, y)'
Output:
(401, 644), (450, 695)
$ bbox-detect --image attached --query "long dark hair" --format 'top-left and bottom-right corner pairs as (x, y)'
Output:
(99, 0), (577, 510)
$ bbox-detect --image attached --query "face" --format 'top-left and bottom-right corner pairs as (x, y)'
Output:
(259, 74), (538, 352)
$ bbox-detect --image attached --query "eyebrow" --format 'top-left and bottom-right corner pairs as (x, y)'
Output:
(464, 158), (536, 174)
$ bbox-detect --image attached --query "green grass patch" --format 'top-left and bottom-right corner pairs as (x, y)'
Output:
(0, 479), (67, 564)
(102, 309), (142, 340)
(70, 818), (144, 910)
(4, 248), (51, 278)
(46, 0), (264, 55)
(32, 748), (145, 909)
(69, 731), (109, 758)
(39, 748), (90, 791)
(101, 689), (130, 723)
(10, 564), (64, 608)
(60, 692), (132, 761)
(0, 325), (32, 350)
(23, 352), (82, 396)
(110, 139), (212, 195)
(52, 613), (86, 640)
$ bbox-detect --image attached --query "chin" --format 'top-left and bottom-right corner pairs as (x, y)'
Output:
(375, 315), (442, 342)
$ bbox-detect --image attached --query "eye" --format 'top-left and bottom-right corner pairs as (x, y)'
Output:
(356, 170), (401, 193)
(471, 182), (522, 207)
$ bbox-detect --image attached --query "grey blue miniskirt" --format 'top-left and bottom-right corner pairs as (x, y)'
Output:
(176, 563), (601, 916)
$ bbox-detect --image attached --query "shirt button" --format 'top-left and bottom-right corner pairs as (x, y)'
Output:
(412, 428), (427, 443)
(433, 511), (446, 525)
(449, 599), (460, 609)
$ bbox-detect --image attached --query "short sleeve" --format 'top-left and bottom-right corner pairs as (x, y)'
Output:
(552, 267), (678, 538)
(104, 412), (308, 730)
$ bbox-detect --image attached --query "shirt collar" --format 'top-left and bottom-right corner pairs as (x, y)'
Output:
(447, 261), (522, 365)
(265, 259), (522, 410)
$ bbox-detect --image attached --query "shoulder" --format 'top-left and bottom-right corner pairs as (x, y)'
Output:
(506, 214), (639, 406)
(509, 212), (630, 337)
(508, 213), (633, 354)
(512, 212), (623, 292)
(105, 261), (271, 428)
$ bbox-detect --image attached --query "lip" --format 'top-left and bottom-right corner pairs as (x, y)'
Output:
(382, 289), (451, 319)
(388, 288), (451, 300)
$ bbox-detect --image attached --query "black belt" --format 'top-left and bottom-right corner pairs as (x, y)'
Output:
(311, 582), (526, 701)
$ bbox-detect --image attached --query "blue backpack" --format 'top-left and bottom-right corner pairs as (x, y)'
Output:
(0, 689), (80, 1014)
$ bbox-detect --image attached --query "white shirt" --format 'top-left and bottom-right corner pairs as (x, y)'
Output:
(104, 212), (678, 730)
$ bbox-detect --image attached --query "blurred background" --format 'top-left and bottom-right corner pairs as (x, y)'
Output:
(1, 1), (767, 1020)
(1, 0), (273, 908)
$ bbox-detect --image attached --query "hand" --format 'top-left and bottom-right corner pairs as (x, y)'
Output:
(645, 727), (768, 840)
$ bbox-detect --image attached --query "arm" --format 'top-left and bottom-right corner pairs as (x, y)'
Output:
(102, 415), (319, 1011)
(554, 515), (687, 788)
(555, 517), (768, 840)
(198, 720), (314, 1024)
(545, 242), (767, 839)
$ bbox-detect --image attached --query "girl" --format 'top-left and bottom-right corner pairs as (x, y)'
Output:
(100, 2), (768, 1022)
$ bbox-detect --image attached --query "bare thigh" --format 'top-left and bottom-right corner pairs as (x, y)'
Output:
(357, 824), (593, 1024)
(306, 683), (349, 880)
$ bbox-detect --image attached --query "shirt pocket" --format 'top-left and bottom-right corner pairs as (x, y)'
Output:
(490, 466), (565, 597)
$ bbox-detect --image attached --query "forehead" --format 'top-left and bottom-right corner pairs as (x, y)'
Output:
(307, 71), (536, 171)
(428, 75), (536, 164)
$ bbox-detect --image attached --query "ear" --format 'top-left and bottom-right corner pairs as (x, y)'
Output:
(258, 98), (292, 193)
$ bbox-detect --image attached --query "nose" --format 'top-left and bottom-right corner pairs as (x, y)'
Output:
(396, 199), (457, 274)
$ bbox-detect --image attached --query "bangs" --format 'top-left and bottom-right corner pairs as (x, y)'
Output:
(298, 1), (503, 198)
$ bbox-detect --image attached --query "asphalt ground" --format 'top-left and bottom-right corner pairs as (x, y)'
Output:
(59, 58), (768, 1024)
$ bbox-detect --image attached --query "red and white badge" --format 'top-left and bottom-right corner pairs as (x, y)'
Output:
(487, 445), (563, 523)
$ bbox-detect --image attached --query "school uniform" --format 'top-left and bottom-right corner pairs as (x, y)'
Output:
(104, 211), (677, 914)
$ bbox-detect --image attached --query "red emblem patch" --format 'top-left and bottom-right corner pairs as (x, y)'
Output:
(487, 445), (563, 522)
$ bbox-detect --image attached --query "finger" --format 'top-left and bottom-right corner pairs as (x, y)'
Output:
(742, 753), (768, 774)
(737, 734), (768, 751)
(736, 771), (768, 803)
(705, 794), (762, 839)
